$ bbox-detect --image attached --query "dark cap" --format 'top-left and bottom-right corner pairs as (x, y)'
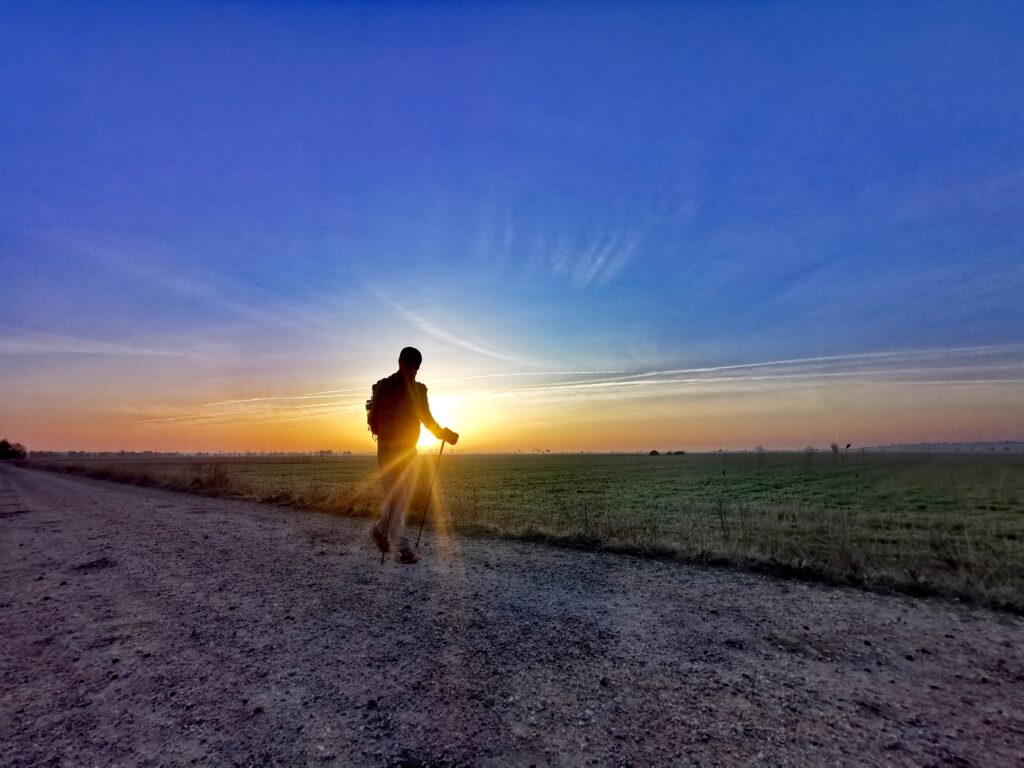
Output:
(399, 347), (422, 367)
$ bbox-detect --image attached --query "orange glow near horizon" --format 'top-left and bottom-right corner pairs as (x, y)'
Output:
(5, 374), (1021, 454)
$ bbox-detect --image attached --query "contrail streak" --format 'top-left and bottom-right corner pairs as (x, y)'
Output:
(200, 388), (366, 407)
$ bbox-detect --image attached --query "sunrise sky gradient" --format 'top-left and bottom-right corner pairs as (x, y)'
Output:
(2, 1), (1023, 452)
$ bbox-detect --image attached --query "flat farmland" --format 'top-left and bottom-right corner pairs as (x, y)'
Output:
(25, 451), (1024, 610)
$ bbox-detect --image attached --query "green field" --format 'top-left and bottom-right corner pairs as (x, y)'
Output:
(25, 451), (1024, 610)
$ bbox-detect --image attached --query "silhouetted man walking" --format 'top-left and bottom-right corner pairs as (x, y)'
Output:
(367, 347), (459, 563)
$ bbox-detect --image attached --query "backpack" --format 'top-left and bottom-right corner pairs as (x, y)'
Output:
(366, 378), (386, 437)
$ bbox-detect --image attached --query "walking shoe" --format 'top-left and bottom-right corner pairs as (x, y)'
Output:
(371, 525), (389, 553)
(397, 550), (419, 565)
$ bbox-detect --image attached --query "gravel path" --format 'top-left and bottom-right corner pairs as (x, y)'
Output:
(1, 463), (1023, 767)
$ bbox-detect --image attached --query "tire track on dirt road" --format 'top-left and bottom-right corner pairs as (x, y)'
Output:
(1, 463), (1023, 766)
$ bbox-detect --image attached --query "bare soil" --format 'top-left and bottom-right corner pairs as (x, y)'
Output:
(2, 463), (1023, 767)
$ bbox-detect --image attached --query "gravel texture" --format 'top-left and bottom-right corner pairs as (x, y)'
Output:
(2, 463), (1023, 767)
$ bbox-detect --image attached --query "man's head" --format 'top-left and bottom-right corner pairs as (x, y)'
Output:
(398, 346), (422, 380)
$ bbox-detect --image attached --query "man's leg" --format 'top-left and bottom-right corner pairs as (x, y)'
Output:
(373, 443), (398, 549)
(386, 446), (419, 554)
(374, 443), (418, 553)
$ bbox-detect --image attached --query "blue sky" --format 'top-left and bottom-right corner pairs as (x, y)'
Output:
(2, 1), (1022, 451)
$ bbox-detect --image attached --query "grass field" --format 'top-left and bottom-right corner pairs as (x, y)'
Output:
(23, 451), (1024, 611)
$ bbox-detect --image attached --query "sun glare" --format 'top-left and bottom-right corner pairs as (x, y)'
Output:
(418, 393), (454, 449)
(416, 392), (487, 449)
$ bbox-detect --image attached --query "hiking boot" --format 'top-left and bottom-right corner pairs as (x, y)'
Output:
(371, 525), (389, 553)
(397, 550), (419, 565)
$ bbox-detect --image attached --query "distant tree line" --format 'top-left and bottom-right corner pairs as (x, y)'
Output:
(0, 439), (27, 460)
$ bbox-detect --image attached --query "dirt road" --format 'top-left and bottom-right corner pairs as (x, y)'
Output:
(2, 464), (1023, 766)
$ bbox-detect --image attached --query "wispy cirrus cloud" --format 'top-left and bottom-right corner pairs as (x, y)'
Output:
(373, 290), (537, 367)
(496, 344), (1024, 401)
(0, 329), (186, 357)
(43, 230), (342, 335)
(432, 370), (625, 384)
(561, 228), (645, 289)
(112, 410), (242, 426)
(113, 396), (365, 427)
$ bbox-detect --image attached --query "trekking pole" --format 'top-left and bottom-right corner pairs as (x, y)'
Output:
(379, 445), (394, 566)
(415, 440), (446, 548)
(380, 504), (390, 566)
